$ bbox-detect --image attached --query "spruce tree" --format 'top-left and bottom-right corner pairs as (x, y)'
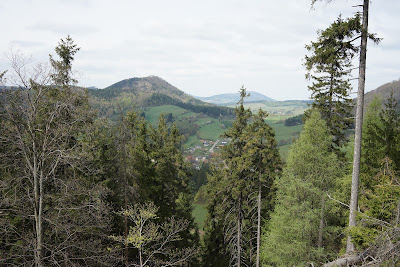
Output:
(203, 87), (280, 267)
(361, 96), (384, 176)
(378, 91), (400, 169)
(305, 15), (362, 149)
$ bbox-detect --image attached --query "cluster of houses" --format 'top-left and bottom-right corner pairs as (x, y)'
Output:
(184, 139), (229, 169)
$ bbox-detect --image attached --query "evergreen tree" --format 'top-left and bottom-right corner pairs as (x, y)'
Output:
(362, 93), (400, 176)
(305, 15), (362, 149)
(361, 96), (385, 175)
(261, 111), (343, 266)
(378, 91), (400, 169)
(203, 87), (280, 267)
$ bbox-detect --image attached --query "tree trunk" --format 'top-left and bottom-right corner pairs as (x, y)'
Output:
(323, 254), (361, 267)
(256, 175), (262, 267)
(32, 145), (43, 267)
(139, 247), (143, 267)
(237, 192), (242, 267)
(123, 142), (128, 267)
(318, 195), (326, 248)
(347, 0), (369, 254)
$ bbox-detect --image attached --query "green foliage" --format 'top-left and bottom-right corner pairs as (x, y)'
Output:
(355, 158), (400, 250)
(378, 92), (400, 168)
(262, 111), (343, 266)
(203, 87), (281, 266)
(190, 163), (211, 194)
(284, 113), (304, 126)
(110, 202), (197, 266)
(0, 36), (117, 266)
(305, 15), (361, 148)
(49, 35), (80, 86)
(362, 96), (385, 174)
(144, 93), (234, 119)
(362, 92), (400, 176)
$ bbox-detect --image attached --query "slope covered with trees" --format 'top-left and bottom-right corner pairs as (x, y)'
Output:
(88, 76), (234, 121)
(1, 0), (399, 265)
(0, 37), (199, 266)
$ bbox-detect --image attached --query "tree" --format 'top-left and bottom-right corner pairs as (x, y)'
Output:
(203, 87), (281, 267)
(261, 111), (343, 266)
(305, 15), (362, 149)
(0, 70), (6, 85)
(221, 87), (252, 267)
(377, 91), (400, 169)
(361, 96), (385, 175)
(243, 109), (281, 267)
(0, 37), (115, 266)
(110, 202), (198, 266)
(311, 0), (373, 254)
(49, 35), (80, 87)
(346, 0), (371, 253)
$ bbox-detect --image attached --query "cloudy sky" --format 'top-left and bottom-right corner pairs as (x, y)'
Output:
(0, 0), (399, 100)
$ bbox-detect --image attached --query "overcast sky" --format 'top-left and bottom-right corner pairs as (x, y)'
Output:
(1, 0), (399, 100)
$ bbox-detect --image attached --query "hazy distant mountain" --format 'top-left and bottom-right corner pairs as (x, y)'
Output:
(196, 91), (276, 105)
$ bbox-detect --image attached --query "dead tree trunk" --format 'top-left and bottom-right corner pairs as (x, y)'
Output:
(347, 0), (369, 254)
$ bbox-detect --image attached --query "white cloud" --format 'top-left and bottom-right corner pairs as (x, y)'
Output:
(1, 0), (399, 100)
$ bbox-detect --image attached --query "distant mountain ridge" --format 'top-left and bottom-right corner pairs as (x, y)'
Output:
(196, 91), (276, 105)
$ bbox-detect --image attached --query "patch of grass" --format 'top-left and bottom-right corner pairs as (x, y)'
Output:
(264, 119), (303, 162)
(193, 203), (207, 231)
(198, 120), (225, 141)
(144, 105), (197, 126)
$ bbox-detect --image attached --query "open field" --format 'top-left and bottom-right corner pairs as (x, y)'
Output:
(144, 105), (198, 126)
(145, 103), (306, 161)
(193, 203), (207, 231)
(228, 100), (310, 117)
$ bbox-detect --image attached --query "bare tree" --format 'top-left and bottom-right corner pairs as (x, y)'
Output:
(0, 38), (115, 266)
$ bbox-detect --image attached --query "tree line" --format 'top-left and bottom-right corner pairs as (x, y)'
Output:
(0, 36), (198, 266)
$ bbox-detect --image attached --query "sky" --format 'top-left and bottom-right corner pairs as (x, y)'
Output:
(0, 0), (399, 100)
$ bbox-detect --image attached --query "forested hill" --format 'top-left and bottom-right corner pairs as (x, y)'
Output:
(88, 76), (234, 120)
(363, 79), (400, 107)
(92, 76), (200, 104)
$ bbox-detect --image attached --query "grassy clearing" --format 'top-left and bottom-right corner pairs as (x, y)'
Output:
(198, 120), (225, 141)
(193, 203), (207, 231)
(144, 105), (197, 126)
(228, 100), (309, 117)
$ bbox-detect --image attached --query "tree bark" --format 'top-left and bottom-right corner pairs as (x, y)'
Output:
(347, 0), (369, 254)
(256, 171), (262, 267)
(318, 195), (326, 248)
(237, 192), (242, 267)
(323, 254), (361, 267)
(32, 142), (43, 267)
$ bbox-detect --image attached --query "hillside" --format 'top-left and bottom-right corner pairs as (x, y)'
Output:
(196, 91), (275, 105)
(88, 76), (234, 121)
(363, 79), (400, 107)
(90, 76), (201, 104)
